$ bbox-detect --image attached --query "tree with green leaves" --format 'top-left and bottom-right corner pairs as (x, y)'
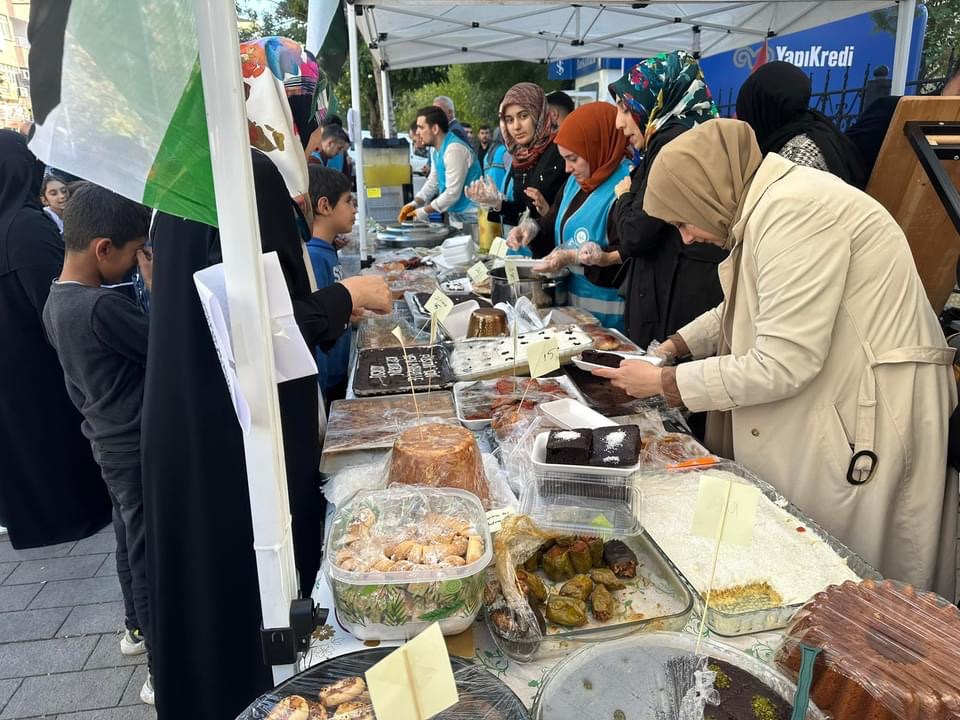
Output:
(871, 0), (960, 89)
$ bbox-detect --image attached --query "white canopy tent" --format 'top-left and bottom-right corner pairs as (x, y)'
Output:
(355, 1), (896, 70)
(335, 0), (916, 256)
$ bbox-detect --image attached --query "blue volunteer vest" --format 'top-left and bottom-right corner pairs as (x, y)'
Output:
(434, 131), (481, 214)
(554, 160), (630, 330)
(484, 144), (509, 192)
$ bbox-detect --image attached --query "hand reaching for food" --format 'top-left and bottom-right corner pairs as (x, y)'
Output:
(397, 203), (418, 223)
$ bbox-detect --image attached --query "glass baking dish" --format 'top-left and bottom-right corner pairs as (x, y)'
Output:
(486, 531), (693, 662)
(639, 464), (881, 637)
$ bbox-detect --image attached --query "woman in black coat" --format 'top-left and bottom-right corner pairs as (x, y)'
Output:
(592, 52), (726, 349)
(469, 82), (568, 259)
(0, 130), (110, 548)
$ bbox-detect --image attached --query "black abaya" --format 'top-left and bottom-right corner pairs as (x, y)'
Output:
(613, 120), (726, 348)
(142, 150), (351, 719)
(0, 130), (110, 547)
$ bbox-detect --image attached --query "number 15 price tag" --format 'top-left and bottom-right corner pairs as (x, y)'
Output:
(423, 289), (454, 322)
(527, 337), (560, 378)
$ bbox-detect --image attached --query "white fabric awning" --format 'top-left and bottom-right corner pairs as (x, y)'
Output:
(357, 1), (894, 70)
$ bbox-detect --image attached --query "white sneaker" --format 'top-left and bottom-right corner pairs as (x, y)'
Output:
(140, 674), (155, 705)
(120, 628), (146, 656)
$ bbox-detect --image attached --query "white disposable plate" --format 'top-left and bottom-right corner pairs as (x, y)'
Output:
(439, 300), (480, 341)
(531, 430), (642, 477)
(539, 398), (615, 430)
(571, 350), (664, 373)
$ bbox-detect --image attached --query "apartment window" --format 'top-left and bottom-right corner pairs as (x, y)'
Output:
(0, 16), (11, 42)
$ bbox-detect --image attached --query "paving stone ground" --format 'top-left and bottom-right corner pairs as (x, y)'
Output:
(0, 528), (153, 719)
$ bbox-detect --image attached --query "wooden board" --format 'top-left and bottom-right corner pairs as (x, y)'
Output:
(867, 97), (960, 312)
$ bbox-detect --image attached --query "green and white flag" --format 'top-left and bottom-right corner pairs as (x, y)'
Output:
(28, 0), (217, 227)
(309, 0), (348, 84)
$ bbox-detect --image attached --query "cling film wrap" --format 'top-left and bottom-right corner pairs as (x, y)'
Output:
(236, 647), (528, 719)
(484, 515), (560, 652)
(641, 431), (718, 470)
(455, 376), (582, 425)
(357, 316), (431, 350)
(773, 578), (960, 720)
(322, 394), (460, 454)
(324, 486), (493, 641)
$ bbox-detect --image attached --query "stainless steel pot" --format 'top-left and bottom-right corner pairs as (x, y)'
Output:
(377, 221), (456, 248)
(490, 266), (568, 308)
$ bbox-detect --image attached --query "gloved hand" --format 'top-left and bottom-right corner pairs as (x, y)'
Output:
(578, 241), (604, 266)
(398, 203), (418, 223)
(414, 206), (431, 222)
(507, 217), (539, 249)
(647, 339), (678, 364)
(533, 248), (577, 274)
(466, 177), (504, 210)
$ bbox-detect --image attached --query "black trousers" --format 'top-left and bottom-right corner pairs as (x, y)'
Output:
(92, 442), (151, 667)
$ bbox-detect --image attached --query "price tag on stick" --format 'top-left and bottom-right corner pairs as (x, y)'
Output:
(527, 337), (560, 378)
(489, 236), (508, 258)
(391, 326), (422, 425)
(467, 261), (489, 285)
(423, 289), (454, 322)
(691, 473), (760, 654)
(504, 259), (520, 286)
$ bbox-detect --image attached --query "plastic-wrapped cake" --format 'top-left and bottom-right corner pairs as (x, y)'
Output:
(775, 579), (960, 720)
(387, 423), (490, 505)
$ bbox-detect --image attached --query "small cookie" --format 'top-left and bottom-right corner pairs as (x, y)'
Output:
(319, 677), (366, 708)
(265, 695), (311, 720)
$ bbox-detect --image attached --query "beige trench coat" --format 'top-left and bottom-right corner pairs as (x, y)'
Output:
(675, 154), (958, 598)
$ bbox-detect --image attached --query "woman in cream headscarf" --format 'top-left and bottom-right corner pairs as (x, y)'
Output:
(593, 118), (958, 598)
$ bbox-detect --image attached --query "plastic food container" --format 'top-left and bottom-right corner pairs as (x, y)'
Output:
(325, 486), (493, 641)
(532, 631), (828, 720)
(520, 466), (641, 536)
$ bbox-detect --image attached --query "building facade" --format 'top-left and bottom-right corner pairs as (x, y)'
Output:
(0, 0), (30, 131)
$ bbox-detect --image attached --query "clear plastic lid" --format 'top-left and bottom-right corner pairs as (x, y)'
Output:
(519, 469), (641, 536)
(533, 631), (827, 720)
(325, 485), (493, 586)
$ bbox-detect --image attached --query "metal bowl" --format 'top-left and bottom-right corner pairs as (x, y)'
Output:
(490, 266), (568, 308)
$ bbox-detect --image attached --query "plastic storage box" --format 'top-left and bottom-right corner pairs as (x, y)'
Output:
(324, 486), (492, 641)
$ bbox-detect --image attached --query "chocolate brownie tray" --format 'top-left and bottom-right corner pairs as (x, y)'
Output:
(353, 344), (455, 397)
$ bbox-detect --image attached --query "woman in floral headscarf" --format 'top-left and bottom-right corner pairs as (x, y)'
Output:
(595, 51), (725, 356)
(466, 82), (567, 258)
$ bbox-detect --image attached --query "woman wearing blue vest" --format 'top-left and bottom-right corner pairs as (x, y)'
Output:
(483, 128), (510, 192)
(400, 106), (481, 224)
(509, 102), (630, 330)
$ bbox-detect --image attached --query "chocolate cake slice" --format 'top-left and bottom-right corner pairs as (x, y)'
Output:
(580, 350), (623, 368)
(545, 428), (592, 466)
(590, 425), (640, 467)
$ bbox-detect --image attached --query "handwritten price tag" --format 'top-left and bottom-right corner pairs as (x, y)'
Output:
(691, 474), (760, 546)
(489, 236), (508, 258)
(527, 337), (560, 378)
(467, 261), (489, 285)
(423, 289), (454, 322)
(504, 259), (520, 286)
(391, 326), (406, 345)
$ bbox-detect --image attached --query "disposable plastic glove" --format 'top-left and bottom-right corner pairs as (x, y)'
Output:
(506, 217), (539, 249)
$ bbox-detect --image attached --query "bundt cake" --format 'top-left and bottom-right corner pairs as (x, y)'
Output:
(774, 579), (960, 720)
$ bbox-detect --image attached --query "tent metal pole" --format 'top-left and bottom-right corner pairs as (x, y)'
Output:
(347, 1), (370, 260)
(891, 0), (915, 95)
(380, 67), (393, 138)
(192, 0), (297, 687)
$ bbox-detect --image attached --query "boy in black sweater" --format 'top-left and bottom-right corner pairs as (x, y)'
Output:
(42, 184), (155, 705)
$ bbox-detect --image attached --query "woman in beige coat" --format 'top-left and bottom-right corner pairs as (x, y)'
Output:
(594, 119), (958, 598)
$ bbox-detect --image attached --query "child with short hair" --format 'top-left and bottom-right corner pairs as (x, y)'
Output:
(306, 166), (355, 403)
(41, 183), (155, 705)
